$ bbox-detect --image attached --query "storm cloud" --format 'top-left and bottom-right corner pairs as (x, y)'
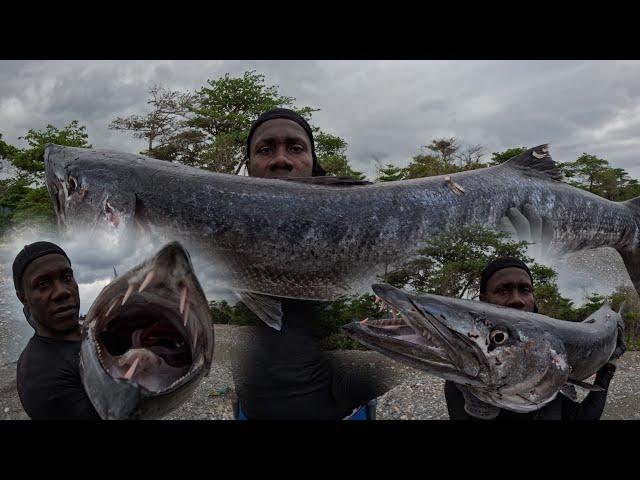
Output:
(1, 60), (639, 180)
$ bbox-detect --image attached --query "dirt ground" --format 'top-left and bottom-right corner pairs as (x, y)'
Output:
(1, 324), (639, 420)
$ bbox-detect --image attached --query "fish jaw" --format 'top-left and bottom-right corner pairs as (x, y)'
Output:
(44, 144), (136, 233)
(344, 284), (571, 413)
(80, 242), (214, 419)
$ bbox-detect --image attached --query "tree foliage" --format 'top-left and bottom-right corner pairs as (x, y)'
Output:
(382, 224), (536, 299)
(9, 120), (91, 175)
(314, 131), (364, 179)
(0, 121), (90, 235)
(489, 147), (528, 165)
(108, 71), (366, 177)
(560, 153), (640, 201)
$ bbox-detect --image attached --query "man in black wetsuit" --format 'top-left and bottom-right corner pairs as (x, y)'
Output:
(13, 241), (100, 420)
(444, 256), (624, 420)
(231, 108), (381, 420)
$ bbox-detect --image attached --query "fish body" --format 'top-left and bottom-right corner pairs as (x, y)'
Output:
(44, 143), (640, 303)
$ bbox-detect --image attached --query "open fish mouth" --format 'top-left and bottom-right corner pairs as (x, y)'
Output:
(92, 295), (195, 393)
(83, 242), (210, 395)
(343, 284), (489, 387)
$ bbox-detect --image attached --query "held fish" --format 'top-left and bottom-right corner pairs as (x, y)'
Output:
(343, 283), (622, 413)
(44, 144), (640, 329)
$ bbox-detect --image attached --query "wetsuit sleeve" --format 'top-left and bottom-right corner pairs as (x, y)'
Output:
(561, 364), (616, 420)
(444, 381), (475, 420)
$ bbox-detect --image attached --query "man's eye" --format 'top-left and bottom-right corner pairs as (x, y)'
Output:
(38, 281), (49, 289)
(290, 145), (304, 153)
(257, 147), (271, 155)
(63, 273), (74, 282)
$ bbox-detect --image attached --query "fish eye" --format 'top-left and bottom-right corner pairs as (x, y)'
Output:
(490, 329), (509, 345)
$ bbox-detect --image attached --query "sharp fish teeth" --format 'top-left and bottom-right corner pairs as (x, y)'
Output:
(121, 283), (134, 306)
(123, 357), (140, 380)
(180, 285), (188, 314)
(138, 269), (155, 293)
(105, 297), (119, 317)
(183, 301), (190, 326)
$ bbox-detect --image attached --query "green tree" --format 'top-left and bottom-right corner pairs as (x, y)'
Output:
(403, 153), (461, 179)
(0, 134), (20, 160)
(109, 85), (193, 156)
(316, 293), (384, 350)
(185, 71), (317, 173)
(560, 154), (609, 193)
(0, 121), (90, 235)
(529, 264), (577, 320)
(454, 144), (485, 168)
(426, 137), (459, 165)
(610, 285), (640, 349)
(383, 224), (533, 299)
(11, 120), (91, 174)
(209, 299), (262, 326)
(110, 71), (363, 177)
(0, 178), (55, 234)
(489, 147), (528, 166)
(376, 163), (405, 182)
(314, 131), (364, 179)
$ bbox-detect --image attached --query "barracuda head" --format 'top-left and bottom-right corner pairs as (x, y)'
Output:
(80, 241), (214, 419)
(343, 284), (571, 413)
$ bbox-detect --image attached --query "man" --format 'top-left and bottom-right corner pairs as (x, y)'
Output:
(444, 256), (624, 420)
(232, 108), (381, 420)
(13, 241), (100, 420)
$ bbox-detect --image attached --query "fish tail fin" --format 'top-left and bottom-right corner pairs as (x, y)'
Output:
(617, 196), (640, 295)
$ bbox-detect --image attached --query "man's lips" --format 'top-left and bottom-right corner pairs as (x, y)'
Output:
(52, 305), (79, 315)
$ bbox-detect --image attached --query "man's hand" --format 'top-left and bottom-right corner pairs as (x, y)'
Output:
(497, 202), (554, 256)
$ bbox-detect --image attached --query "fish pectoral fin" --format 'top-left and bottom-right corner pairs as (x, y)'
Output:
(559, 384), (578, 402)
(566, 378), (605, 392)
(236, 291), (283, 331)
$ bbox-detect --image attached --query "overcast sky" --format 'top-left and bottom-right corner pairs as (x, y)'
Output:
(1, 60), (639, 180)
(0, 60), (638, 332)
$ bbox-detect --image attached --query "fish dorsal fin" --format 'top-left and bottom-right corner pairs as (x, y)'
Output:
(502, 144), (562, 181)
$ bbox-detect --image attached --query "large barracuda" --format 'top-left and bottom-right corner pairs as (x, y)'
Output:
(44, 144), (640, 328)
(343, 283), (624, 415)
(80, 242), (214, 419)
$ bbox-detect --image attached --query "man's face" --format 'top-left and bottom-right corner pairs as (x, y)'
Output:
(17, 254), (80, 337)
(247, 119), (314, 178)
(482, 267), (535, 312)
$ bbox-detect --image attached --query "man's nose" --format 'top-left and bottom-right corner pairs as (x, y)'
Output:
(271, 147), (292, 166)
(51, 280), (72, 301)
(507, 292), (526, 309)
